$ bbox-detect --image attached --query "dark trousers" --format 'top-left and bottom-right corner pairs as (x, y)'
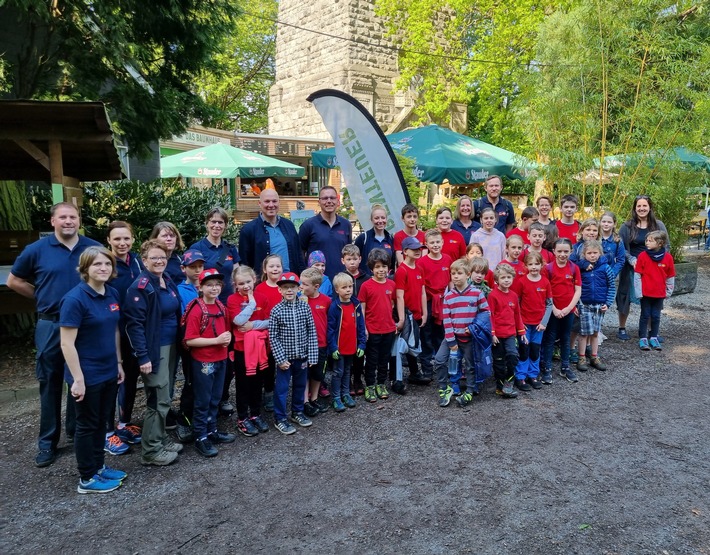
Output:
(639, 297), (664, 338)
(351, 354), (365, 387)
(35, 319), (75, 451)
(542, 312), (575, 369)
(234, 350), (264, 420)
(365, 332), (395, 386)
(75, 378), (117, 481)
(178, 346), (194, 421)
(492, 336), (518, 387)
(420, 305), (444, 378)
(116, 336), (141, 425)
(274, 358), (308, 421)
(191, 359), (226, 439)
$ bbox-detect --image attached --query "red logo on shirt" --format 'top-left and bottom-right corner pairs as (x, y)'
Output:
(110, 303), (120, 311)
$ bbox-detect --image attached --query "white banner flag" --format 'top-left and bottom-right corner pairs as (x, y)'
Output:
(307, 89), (410, 233)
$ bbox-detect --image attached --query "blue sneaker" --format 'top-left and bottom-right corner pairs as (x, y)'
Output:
(98, 465), (127, 481)
(649, 337), (662, 351)
(115, 424), (141, 444)
(77, 474), (122, 494)
(639, 338), (651, 351)
(332, 397), (346, 412)
(342, 394), (357, 408)
(560, 367), (578, 383)
(104, 434), (129, 456)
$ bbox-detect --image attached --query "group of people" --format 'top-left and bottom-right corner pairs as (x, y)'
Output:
(8, 176), (676, 494)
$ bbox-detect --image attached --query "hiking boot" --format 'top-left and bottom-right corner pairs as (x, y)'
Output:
(560, 366), (579, 383)
(438, 385), (453, 407)
(342, 394), (357, 408)
(98, 465), (127, 481)
(262, 393), (274, 412)
(141, 449), (178, 466)
(639, 338), (651, 351)
(456, 392), (473, 408)
(514, 378), (532, 392)
(540, 370), (553, 385)
(115, 424), (142, 444)
(303, 401), (320, 418)
(104, 434), (129, 456)
(375, 384), (390, 399)
(209, 430), (236, 444)
(577, 356), (591, 372)
(332, 397), (346, 412)
(649, 337), (662, 351)
(290, 412), (312, 427)
(589, 356), (608, 371)
(35, 449), (57, 468)
(364, 386), (377, 403)
(194, 438), (218, 458)
(496, 382), (519, 399)
(391, 380), (407, 395)
(175, 423), (194, 443)
(162, 439), (184, 453)
(528, 377), (543, 390)
(77, 474), (122, 494)
(274, 419), (296, 435)
(250, 415), (270, 433)
(236, 418), (259, 437)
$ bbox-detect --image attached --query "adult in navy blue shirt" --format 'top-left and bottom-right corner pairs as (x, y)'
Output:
(299, 186), (353, 280)
(189, 207), (240, 302)
(239, 189), (305, 279)
(8, 202), (101, 468)
(473, 175), (516, 234)
(59, 246), (126, 493)
(150, 221), (185, 287)
(451, 195), (481, 245)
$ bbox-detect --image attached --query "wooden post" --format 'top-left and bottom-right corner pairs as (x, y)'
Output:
(48, 140), (64, 203)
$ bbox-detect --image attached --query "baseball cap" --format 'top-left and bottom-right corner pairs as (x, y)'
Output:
(401, 237), (425, 250)
(276, 272), (300, 286)
(182, 249), (205, 266)
(198, 268), (224, 284)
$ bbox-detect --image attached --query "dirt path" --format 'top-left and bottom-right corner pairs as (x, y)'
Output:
(1, 254), (709, 555)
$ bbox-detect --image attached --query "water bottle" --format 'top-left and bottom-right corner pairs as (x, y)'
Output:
(448, 348), (461, 377)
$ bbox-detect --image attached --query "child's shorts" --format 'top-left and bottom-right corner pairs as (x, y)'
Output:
(308, 346), (328, 382)
(578, 304), (605, 336)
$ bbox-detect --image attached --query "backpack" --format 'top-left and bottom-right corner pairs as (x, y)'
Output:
(179, 297), (228, 350)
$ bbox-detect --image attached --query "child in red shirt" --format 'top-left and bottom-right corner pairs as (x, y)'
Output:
(393, 203), (427, 266)
(526, 222), (555, 264)
(634, 231), (675, 351)
(555, 194), (580, 242)
(435, 206), (467, 261)
(358, 248), (397, 402)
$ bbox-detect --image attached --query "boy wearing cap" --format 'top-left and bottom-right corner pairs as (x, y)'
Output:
(177, 249), (205, 311)
(394, 237), (429, 389)
(183, 269), (236, 457)
(268, 272), (319, 435)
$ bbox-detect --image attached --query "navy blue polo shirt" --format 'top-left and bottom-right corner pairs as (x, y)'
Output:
(59, 282), (121, 386)
(451, 219), (481, 245)
(189, 238), (240, 301)
(474, 197), (516, 234)
(11, 234), (101, 314)
(298, 214), (353, 279)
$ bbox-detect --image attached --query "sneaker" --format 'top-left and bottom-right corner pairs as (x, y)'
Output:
(303, 401), (320, 418)
(375, 384), (390, 399)
(290, 412), (312, 427)
(162, 439), (184, 453)
(496, 382), (519, 398)
(451, 382), (461, 396)
(570, 349), (579, 364)
(456, 392), (473, 407)
(342, 394), (357, 408)
(639, 338), (651, 351)
(617, 328), (630, 341)
(577, 356), (591, 372)
(314, 398), (330, 413)
(590, 356), (608, 371)
(77, 474), (122, 494)
(236, 419), (259, 437)
(332, 397), (346, 412)
(528, 377), (543, 390)
(274, 419), (296, 435)
(194, 437), (218, 458)
(514, 378), (532, 392)
(319, 384), (331, 398)
(262, 393), (274, 412)
(98, 465), (127, 481)
(470, 383), (482, 396)
(209, 430), (236, 444)
(364, 385), (377, 403)
(165, 409), (178, 430)
(141, 449), (178, 466)
(115, 424), (142, 444)
(104, 434), (130, 456)
(540, 370), (553, 385)
(438, 386), (453, 407)
(560, 366), (579, 383)
(391, 380), (407, 395)
(250, 415), (270, 433)
(649, 337), (662, 351)
(35, 449), (57, 468)
(175, 423), (194, 443)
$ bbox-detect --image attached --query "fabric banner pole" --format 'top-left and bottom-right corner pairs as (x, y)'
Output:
(307, 89), (410, 233)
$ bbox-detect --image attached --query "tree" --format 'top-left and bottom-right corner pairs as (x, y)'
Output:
(0, 1), (241, 158)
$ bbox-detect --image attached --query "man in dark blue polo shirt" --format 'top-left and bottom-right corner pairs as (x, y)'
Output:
(298, 186), (352, 280)
(473, 175), (516, 234)
(7, 202), (101, 467)
(239, 189), (305, 279)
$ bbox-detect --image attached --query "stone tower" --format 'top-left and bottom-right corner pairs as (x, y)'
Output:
(268, 0), (466, 139)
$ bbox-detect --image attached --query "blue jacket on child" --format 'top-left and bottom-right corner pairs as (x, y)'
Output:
(326, 295), (367, 356)
(579, 259), (616, 306)
(601, 236), (625, 277)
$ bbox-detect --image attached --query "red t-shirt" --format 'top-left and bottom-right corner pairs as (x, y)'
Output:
(307, 293), (331, 347)
(543, 261), (581, 309)
(440, 229), (467, 261)
(488, 288), (525, 338)
(227, 293), (269, 351)
(358, 278), (396, 334)
(513, 274), (552, 325)
(337, 301), (357, 355)
(556, 220), (580, 243)
(394, 263), (425, 320)
(506, 227), (530, 245)
(636, 251), (675, 298)
(254, 281), (282, 316)
(393, 229), (426, 252)
(416, 254), (453, 299)
(184, 301), (230, 362)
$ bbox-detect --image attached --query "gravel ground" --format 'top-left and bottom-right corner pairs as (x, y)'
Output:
(1, 253), (708, 555)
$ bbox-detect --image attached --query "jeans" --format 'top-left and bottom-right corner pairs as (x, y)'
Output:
(142, 344), (174, 459)
(75, 378), (117, 480)
(493, 336), (518, 386)
(35, 319), (75, 451)
(331, 354), (353, 400)
(542, 312), (575, 370)
(516, 325), (544, 380)
(639, 297), (664, 339)
(434, 338), (474, 390)
(191, 359), (226, 439)
(364, 332), (395, 386)
(273, 358), (308, 421)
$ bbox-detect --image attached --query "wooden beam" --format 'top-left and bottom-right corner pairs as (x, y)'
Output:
(48, 140), (65, 203)
(13, 140), (51, 171)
